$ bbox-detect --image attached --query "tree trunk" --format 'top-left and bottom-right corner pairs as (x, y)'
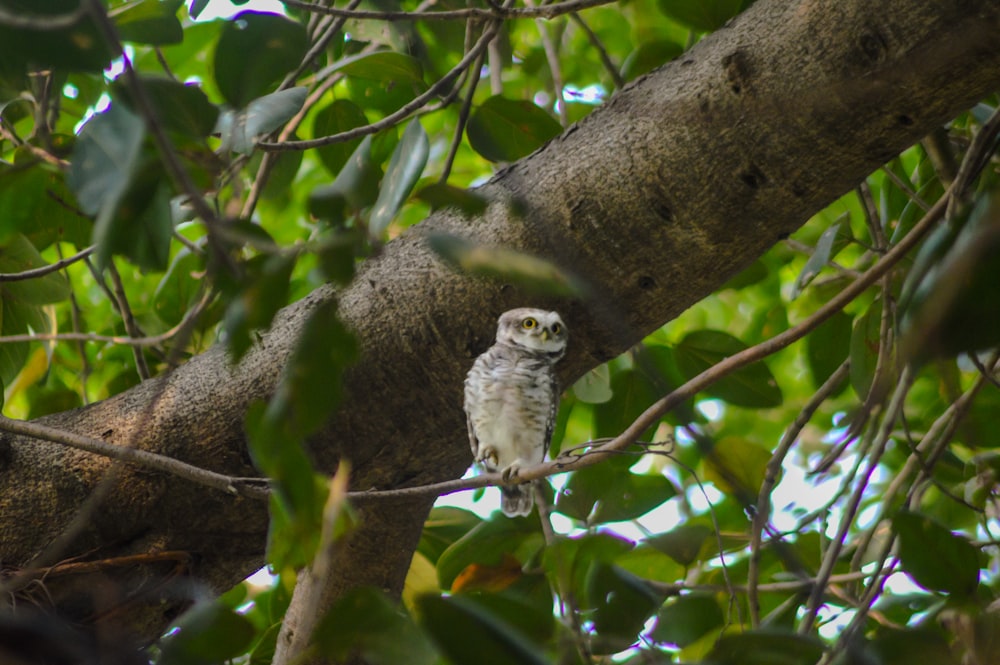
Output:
(1, 0), (998, 647)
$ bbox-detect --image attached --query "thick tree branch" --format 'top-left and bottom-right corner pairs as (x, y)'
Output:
(1, 0), (999, 646)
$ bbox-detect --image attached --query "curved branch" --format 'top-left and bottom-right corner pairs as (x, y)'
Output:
(279, 0), (617, 22)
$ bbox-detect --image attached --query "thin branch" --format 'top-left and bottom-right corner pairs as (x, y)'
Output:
(798, 366), (915, 635)
(648, 569), (894, 596)
(0, 292), (212, 348)
(0, 415), (268, 499)
(440, 48), (486, 183)
(0, 5), (87, 30)
(0, 246), (94, 282)
(107, 260), (151, 380)
(280, 0), (618, 22)
(349, 185), (952, 502)
(259, 19), (504, 152)
(748, 360), (850, 627)
(569, 12), (624, 90)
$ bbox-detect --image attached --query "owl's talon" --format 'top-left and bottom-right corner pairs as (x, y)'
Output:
(500, 463), (521, 483)
(477, 446), (499, 467)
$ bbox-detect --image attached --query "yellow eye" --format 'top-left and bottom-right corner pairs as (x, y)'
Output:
(522, 317), (537, 329)
(551, 323), (562, 334)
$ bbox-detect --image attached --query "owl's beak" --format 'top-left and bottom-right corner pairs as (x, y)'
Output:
(540, 330), (550, 342)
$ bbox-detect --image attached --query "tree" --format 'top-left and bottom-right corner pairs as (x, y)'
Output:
(1, 0), (999, 663)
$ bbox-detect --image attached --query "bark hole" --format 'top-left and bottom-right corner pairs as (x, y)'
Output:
(858, 29), (887, 63)
(637, 275), (657, 290)
(722, 49), (753, 95)
(739, 164), (767, 190)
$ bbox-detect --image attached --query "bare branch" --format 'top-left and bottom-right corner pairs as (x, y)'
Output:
(0, 415), (268, 499)
(279, 0), (619, 22)
(259, 20), (504, 152)
(0, 246), (94, 282)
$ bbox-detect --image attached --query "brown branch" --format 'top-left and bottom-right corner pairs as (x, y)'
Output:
(0, 415), (268, 500)
(258, 19), (504, 152)
(0, 5), (87, 30)
(0, 246), (94, 282)
(279, 0), (619, 22)
(349, 186), (952, 503)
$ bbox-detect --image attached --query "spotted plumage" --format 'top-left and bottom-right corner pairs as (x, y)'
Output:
(464, 308), (568, 517)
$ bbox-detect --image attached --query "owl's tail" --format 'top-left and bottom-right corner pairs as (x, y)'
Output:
(501, 484), (534, 517)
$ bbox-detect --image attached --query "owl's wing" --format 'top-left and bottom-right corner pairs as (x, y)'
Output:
(466, 410), (480, 458)
(543, 373), (560, 458)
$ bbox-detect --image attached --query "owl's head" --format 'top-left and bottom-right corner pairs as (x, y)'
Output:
(496, 308), (568, 358)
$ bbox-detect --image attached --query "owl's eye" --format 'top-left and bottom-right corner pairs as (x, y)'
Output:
(551, 323), (562, 334)
(522, 318), (538, 329)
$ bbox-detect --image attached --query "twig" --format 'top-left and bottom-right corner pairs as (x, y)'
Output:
(0, 246), (95, 282)
(0, 415), (268, 499)
(0, 5), (87, 29)
(798, 366), (915, 635)
(259, 19), (504, 152)
(0, 293), (211, 348)
(748, 361), (850, 626)
(569, 12), (624, 89)
(106, 260), (151, 379)
(440, 48), (485, 182)
(280, 0), (619, 22)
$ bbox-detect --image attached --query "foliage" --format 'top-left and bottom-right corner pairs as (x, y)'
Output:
(1, 0), (999, 664)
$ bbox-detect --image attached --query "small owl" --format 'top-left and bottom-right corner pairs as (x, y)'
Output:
(464, 308), (568, 517)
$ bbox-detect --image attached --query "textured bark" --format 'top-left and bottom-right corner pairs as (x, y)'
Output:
(1, 0), (999, 648)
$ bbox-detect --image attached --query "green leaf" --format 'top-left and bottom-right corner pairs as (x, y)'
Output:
(556, 463), (676, 524)
(585, 563), (662, 654)
(868, 627), (960, 665)
(0, 166), (90, 249)
(416, 594), (549, 665)
(338, 50), (425, 85)
(467, 95), (562, 163)
(67, 102), (145, 228)
(415, 183), (490, 219)
(315, 587), (437, 665)
(790, 219), (843, 299)
(157, 602), (256, 665)
(369, 120), (429, 238)
(115, 77), (219, 138)
(673, 329), (782, 408)
(900, 192), (1000, 360)
(112, 0), (184, 46)
(849, 299), (882, 398)
(572, 365), (613, 404)
(651, 594), (724, 647)
(646, 523), (714, 566)
(245, 403), (329, 570)
(0, 234), (71, 305)
(703, 436), (772, 499)
(313, 99), (369, 175)
(657, 0), (748, 32)
(267, 298), (357, 437)
(543, 532), (634, 600)
(704, 630), (826, 665)
(223, 253), (296, 362)
(213, 11), (308, 108)
(221, 87), (308, 154)
(428, 233), (586, 297)
(93, 170), (173, 271)
(418, 507), (483, 566)
(309, 135), (382, 224)
(893, 510), (980, 596)
(0, 5), (114, 74)
(621, 40), (684, 82)
(805, 310), (851, 391)
(436, 517), (536, 591)
(613, 544), (684, 584)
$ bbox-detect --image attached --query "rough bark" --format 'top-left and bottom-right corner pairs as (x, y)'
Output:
(1, 0), (999, 647)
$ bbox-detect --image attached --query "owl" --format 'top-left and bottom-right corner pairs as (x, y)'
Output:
(464, 308), (568, 517)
